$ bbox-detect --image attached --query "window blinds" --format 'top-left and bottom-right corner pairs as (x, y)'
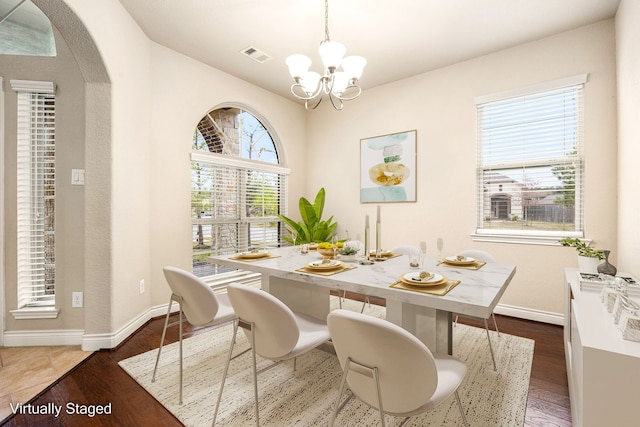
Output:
(191, 152), (289, 276)
(15, 88), (56, 307)
(476, 80), (584, 236)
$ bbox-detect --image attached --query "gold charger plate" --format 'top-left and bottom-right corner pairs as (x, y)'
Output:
(236, 251), (270, 259)
(399, 272), (448, 287)
(306, 260), (343, 271)
(442, 256), (476, 266)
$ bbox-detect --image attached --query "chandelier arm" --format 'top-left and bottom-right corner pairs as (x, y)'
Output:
(329, 91), (344, 110)
(305, 96), (323, 110)
(290, 83), (323, 101)
(334, 84), (362, 101)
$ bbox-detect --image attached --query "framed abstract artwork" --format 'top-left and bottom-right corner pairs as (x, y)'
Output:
(360, 130), (417, 203)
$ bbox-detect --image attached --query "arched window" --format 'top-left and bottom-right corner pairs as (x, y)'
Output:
(191, 106), (289, 278)
(0, 1), (57, 56)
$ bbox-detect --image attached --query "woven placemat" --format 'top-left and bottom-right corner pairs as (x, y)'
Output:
(295, 265), (357, 276)
(390, 279), (460, 296)
(437, 261), (486, 270)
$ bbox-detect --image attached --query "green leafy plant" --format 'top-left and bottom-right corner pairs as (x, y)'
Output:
(279, 188), (337, 244)
(558, 237), (604, 260)
(339, 246), (358, 256)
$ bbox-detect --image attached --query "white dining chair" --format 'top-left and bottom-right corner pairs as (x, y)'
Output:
(153, 266), (237, 404)
(454, 249), (500, 370)
(212, 283), (331, 427)
(328, 309), (468, 427)
(391, 245), (419, 257)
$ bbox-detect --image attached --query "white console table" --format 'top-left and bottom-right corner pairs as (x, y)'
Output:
(564, 268), (640, 427)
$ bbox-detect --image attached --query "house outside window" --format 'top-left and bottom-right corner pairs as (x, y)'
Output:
(475, 75), (587, 241)
(191, 106), (289, 279)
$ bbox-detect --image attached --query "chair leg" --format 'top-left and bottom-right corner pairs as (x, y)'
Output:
(330, 359), (353, 427)
(249, 325), (260, 427)
(153, 295), (184, 404)
(491, 312), (500, 336)
(152, 298), (173, 384)
(484, 318), (497, 371)
(454, 315), (459, 327)
(372, 366), (386, 427)
(454, 390), (469, 427)
(212, 320), (240, 427)
(360, 295), (371, 314)
(178, 308), (184, 404)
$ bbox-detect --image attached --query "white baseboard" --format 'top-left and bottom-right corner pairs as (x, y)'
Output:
(81, 302), (178, 351)
(2, 302), (178, 350)
(2, 301), (561, 349)
(494, 303), (564, 326)
(3, 329), (86, 347)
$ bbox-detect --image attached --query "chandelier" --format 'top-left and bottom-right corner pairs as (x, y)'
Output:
(286, 0), (366, 110)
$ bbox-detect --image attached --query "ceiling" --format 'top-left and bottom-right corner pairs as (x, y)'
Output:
(118, 0), (620, 102)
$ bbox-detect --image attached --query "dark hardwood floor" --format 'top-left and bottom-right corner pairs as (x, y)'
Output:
(2, 295), (571, 426)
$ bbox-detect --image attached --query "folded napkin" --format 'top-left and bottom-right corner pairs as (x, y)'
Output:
(437, 261), (486, 271)
(390, 279), (460, 296)
(229, 254), (281, 262)
(295, 265), (357, 276)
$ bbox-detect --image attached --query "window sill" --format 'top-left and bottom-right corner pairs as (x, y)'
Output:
(471, 232), (583, 246)
(10, 307), (60, 320)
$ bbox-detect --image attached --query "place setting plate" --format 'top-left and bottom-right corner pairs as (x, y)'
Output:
(306, 259), (343, 271)
(443, 255), (477, 266)
(233, 250), (271, 260)
(400, 271), (447, 287)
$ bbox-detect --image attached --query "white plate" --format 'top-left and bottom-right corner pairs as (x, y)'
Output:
(444, 256), (476, 265)
(306, 260), (343, 270)
(402, 272), (445, 285)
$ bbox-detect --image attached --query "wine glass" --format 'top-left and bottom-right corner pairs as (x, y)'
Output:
(290, 228), (297, 251)
(437, 238), (444, 260)
(419, 241), (427, 269)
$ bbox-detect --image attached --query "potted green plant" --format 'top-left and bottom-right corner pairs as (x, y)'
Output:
(559, 237), (605, 273)
(279, 187), (337, 245)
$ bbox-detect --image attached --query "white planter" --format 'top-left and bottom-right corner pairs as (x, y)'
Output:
(577, 255), (601, 274)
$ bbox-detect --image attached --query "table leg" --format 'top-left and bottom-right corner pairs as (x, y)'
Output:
(263, 275), (330, 321)
(386, 301), (453, 355)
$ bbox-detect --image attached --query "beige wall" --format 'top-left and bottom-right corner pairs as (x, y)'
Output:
(615, 0), (640, 279)
(2, 0), (306, 345)
(0, 26), (87, 332)
(306, 20), (618, 320)
(1, 0), (627, 345)
(147, 43), (308, 308)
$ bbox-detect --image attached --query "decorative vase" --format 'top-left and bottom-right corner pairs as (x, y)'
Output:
(577, 255), (601, 274)
(597, 250), (617, 276)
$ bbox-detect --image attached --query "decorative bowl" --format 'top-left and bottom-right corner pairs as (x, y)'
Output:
(317, 248), (336, 259)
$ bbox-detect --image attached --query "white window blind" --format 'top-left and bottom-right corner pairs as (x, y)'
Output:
(476, 77), (585, 238)
(191, 152), (289, 277)
(14, 82), (56, 307)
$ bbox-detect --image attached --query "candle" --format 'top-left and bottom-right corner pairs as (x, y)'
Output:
(364, 215), (370, 258)
(376, 205), (381, 253)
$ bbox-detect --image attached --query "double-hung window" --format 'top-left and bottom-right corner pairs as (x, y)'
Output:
(474, 75), (587, 242)
(11, 79), (57, 314)
(191, 107), (289, 283)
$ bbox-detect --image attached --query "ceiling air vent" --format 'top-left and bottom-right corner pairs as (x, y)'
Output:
(241, 46), (272, 64)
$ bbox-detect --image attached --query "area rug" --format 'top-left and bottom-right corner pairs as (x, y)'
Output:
(119, 299), (534, 426)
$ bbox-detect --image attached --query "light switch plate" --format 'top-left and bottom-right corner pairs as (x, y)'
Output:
(71, 169), (85, 185)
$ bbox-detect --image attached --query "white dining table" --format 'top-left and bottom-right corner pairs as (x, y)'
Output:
(208, 247), (516, 355)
